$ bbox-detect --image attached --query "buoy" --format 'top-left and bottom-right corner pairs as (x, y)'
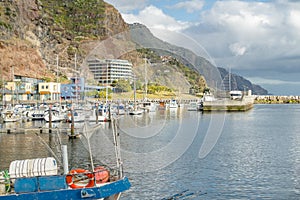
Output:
(66, 169), (94, 188)
(94, 166), (110, 184)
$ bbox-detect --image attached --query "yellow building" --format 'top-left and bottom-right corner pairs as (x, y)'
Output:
(38, 82), (61, 101)
(4, 82), (36, 102)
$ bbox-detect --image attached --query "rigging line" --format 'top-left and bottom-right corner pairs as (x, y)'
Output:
(34, 132), (62, 165)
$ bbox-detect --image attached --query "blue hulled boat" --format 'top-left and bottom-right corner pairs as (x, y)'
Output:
(0, 118), (131, 200)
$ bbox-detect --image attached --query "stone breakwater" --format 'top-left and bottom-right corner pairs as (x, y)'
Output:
(254, 95), (300, 104)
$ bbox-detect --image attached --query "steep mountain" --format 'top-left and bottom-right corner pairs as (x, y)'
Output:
(0, 1), (268, 95)
(128, 23), (268, 95)
(217, 68), (268, 95)
(0, 0), (128, 82)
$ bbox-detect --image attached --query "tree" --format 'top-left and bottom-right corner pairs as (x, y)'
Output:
(114, 79), (132, 93)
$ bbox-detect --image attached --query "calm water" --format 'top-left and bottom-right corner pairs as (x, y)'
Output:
(1, 104), (300, 199)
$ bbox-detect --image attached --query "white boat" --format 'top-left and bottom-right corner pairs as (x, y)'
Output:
(201, 92), (216, 102)
(44, 110), (66, 122)
(68, 108), (109, 122)
(129, 109), (143, 115)
(187, 101), (199, 111)
(230, 90), (243, 100)
(29, 106), (48, 120)
(169, 99), (178, 109)
(2, 110), (22, 122)
(140, 102), (156, 112)
(129, 75), (143, 115)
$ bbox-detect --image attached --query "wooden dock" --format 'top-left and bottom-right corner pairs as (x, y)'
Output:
(0, 127), (70, 134)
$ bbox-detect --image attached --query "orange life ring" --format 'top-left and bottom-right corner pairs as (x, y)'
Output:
(94, 166), (110, 184)
(66, 168), (95, 189)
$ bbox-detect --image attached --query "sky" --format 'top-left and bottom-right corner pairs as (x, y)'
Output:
(105, 0), (300, 95)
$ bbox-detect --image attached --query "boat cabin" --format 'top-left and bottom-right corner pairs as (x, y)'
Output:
(230, 90), (243, 100)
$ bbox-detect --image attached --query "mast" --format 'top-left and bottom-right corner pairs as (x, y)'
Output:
(11, 66), (14, 107)
(75, 53), (78, 102)
(56, 55), (59, 101)
(133, 74), (136, 111)
(1, 64), (4, 106)
(106, 61), (108, 104)
(144, 56), (147, 100)
(228, 67), (231, 92)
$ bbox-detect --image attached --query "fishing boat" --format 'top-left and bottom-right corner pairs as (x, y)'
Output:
(0, 118), (131, 199)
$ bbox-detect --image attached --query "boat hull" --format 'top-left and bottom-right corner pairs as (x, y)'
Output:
(0, 177), (130, 200)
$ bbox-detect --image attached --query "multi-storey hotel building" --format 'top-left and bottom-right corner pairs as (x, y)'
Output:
(88, 59), (133, 84)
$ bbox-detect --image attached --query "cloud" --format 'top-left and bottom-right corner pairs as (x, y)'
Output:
(247, 77), (300, 85)
(183, 1), (300, 79)
(171, 0), (205, 13)
(106, 0), (300, 94)
(104, 0), (148, 13)
(122, 5), (191, 31)
(229, 43), (247, 56)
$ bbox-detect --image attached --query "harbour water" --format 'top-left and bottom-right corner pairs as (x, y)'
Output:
(1, 104), (300, 199)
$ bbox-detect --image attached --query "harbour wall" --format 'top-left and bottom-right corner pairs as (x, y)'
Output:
(254, 95), (300, 104)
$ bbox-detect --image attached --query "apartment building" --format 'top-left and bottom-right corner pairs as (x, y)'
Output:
(87, 59), (133, 84)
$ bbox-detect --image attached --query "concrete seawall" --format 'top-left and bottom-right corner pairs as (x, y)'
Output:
(254, 95), (300, 104)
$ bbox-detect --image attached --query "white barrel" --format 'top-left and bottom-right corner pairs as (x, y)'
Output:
(9, 157), (58, 178)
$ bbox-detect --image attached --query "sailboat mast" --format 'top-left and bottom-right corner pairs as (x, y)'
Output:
(144, 56), (147, 100)
(133, 75), (136, 110)
(11, 66), (14, 107)
(1, 64), (4, 106)
(106, 62), (108, 104)
(228, 67), (231, 92)
(75, 53), (78, 102)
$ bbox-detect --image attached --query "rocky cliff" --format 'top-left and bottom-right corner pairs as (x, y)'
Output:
(0, 0), (128, 82)
(0, 1), (268, 95)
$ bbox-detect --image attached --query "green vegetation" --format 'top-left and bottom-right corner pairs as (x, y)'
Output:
(168, 58), (206, 93)
(114, 79), (132, 93)
(40, 0), (106, 38)
(0, 20), (11, 29)
(137, 48), (161, 63)
(137, 48), (207, 95)
(147, 83), (173, 95)
(97, 88), (112, 99)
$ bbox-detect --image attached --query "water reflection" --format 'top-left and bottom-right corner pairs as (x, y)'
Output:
(2, 105), (300, 199)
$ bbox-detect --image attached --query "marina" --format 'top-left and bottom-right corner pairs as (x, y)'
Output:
(1, 104), (300, 199)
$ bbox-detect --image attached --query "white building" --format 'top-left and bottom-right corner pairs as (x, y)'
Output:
(38, 82), (61, 101)
(88, 59), (133, 84)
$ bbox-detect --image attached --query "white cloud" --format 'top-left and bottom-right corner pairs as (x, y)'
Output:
(171, 0), (205, 13)
(247, 77), (300, 85)
(184, 1), (300, 73)
(106, 0), (300, 94)
(122, 5), (191, 31)
(104, 0), (147, 13)
(229, 43), (247, 56)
